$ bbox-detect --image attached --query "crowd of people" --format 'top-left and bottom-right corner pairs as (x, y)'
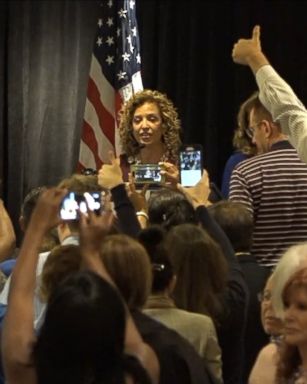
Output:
(0, 25), (307, 384)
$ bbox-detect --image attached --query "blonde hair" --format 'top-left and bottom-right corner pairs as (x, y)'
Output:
(232, 92), (258, 155)
(118, 89), (182, 163)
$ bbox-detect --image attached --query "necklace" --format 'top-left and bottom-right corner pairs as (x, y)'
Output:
(128, 152), (168, 165)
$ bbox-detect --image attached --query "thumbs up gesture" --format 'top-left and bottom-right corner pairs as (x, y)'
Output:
(98, 151), (124, 190)
(232, 25), (262, 65)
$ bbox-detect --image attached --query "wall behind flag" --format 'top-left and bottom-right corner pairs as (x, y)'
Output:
(0, 0), (306, 243)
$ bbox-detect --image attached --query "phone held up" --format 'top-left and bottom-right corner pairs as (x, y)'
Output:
(130, 164), (165, 186)
(60, 191), (102, 221)
(179, 144), (203, 187)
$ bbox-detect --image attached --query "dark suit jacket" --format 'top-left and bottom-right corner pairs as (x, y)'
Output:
(132, 310), (219, 384)
(238, 253), (270, 382)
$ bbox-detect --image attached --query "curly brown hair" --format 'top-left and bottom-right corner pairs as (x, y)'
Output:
(232, 92), (258, 155)
(118, 89), (182, 163)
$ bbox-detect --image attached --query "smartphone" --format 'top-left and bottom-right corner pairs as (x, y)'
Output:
(179, 145), (203, 187)
(131, 164), (164, 184)
(60, 191), (102, 220)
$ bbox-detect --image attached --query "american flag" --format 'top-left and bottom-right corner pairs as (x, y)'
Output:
(78, 0), (143, 170)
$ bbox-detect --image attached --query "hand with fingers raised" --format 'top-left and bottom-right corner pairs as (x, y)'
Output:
(127, 172), (148, 213)
(159, 161), (179, 188)
(79, 209), (114, 254)
(98, 151), (124, 190)
(232, 25), (269, 72)
(29, 187), (68, 233)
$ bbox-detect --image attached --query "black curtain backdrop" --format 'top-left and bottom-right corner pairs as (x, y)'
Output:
(0, 0), (306, 243)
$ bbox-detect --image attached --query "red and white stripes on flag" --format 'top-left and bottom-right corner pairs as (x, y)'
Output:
(78, 0), (143, 171)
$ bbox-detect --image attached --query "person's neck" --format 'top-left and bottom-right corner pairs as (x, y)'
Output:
(269, 134), (288, 149)
(139, 143), (166, 163)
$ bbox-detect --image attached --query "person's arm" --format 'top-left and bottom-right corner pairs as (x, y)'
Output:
(178, 171), (239, 269)
(202, 319), (222, 384)
(98, 151), (141, 237)
(232, 25), (307, 164)
(0, 200), (16, 262)
(79, 210), (159, 384)
(229, 167), (254, 217)
(248, 343), (278, 384)
(179, 171), (249, 330)
(2, 188), (67, 384)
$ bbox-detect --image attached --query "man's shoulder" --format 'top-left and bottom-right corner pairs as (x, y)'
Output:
(234, 146), (301, 173)
(233, 153), (266, 173)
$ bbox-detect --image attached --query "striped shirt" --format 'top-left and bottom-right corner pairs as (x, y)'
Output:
(229, 141), (307, 267)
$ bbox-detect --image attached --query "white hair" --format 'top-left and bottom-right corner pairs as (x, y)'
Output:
(271, 242), (307, 318)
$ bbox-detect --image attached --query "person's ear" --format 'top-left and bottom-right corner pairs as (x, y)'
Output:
(263, 120), (273, 139)
(168, 275), (177, 294)
(57, 222), (71, 242)
(19, 215), (26, 232)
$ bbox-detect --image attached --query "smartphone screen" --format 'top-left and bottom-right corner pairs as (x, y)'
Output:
(131, 164), (162, 184)
(60, 191), (101, 220)
(180, 148), (202, 187)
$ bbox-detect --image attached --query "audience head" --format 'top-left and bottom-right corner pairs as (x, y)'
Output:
(282, 267), (307, 346)
(20, 186), (59, 251)
(246, 92), (284, 154)
(148, 188), (197, 231)
(39, 244), (82, 302)
(232, 92), (258, 156)
(34, 270), (127, 383)
(164, 223), (228, 323)
(208, 200), (253, 253)
(20, 186), (47, 230)
(57, 174), (107, 234)
(259, 275), (284, 336)
(138, 226), (174, 294)
(119, 89), (181, 163)
(99, 234), (152, 310)
(276, 267), (307, 381)
(271, 242), (307, 318)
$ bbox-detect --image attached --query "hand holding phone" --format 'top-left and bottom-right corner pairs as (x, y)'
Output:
(60, 191), (102, 221)
(131, 164), (165, 185)
(179, 144), (203, 187)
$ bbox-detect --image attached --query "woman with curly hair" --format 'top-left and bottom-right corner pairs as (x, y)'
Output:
(118, 89), (182, 180)
(275, 267), (307, 383)
(221, 92), (258, 198)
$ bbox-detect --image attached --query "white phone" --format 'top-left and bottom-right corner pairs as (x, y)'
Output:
(179, 145), (203, 187)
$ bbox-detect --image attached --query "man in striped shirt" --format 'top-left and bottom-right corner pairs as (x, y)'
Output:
(232, 25), (307, 165)
(229, 94), (307, 268)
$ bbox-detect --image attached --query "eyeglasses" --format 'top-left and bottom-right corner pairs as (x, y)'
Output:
(257, 291), (272, 303)
(246, 120), (265, 138)
(152, 263), (165, 272)
(81, 168), (98, 176)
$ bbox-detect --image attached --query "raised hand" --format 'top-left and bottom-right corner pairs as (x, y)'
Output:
(79, 208), (114, 254)
(29, 187), (67, 233)
(98, 151), (124, 190)
(232, 25), (262, 65)
(159, 161), (179, 188)
(127, 172), (148, 212)
(177, 169), (211, 208)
